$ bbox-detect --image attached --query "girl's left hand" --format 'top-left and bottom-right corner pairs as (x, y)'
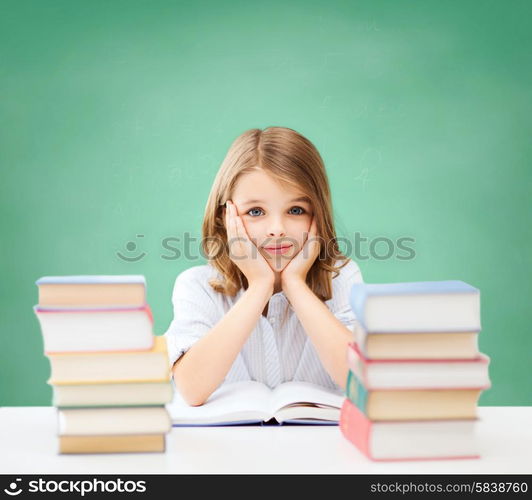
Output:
(281, 217), (320, 287)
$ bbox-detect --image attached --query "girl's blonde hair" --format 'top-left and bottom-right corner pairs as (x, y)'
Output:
(201, 126), (349, 303)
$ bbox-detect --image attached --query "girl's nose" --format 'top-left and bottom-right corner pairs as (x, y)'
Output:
(267, 214), (286, 238)
(267, 225), (286, 238)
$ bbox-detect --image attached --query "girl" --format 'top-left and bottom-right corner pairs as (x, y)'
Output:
(164, 127), (364, 406)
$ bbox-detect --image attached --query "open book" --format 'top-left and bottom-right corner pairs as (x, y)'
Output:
(167, 381), (345, 426)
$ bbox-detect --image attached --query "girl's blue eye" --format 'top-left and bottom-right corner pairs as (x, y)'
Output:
(247, 208), (264, 217)
(246, 206), (307, 217)
(289, 206), (305, 215)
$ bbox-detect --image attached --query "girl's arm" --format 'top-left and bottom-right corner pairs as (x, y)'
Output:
(283, 279), (352, 389)
(172, 280), (272, 406)
(173, 200), (275, 406)
(280, 217), (355, 389)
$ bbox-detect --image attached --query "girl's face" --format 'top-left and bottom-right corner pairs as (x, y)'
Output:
(230, 169), (314, 272)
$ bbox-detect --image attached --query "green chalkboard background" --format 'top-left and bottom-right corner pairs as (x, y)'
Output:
(1, 0), (531, 406)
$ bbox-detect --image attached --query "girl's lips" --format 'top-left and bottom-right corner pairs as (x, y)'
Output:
(263, 245), (293, 255)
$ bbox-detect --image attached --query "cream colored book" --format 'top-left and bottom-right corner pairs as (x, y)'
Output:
(36, 275), (146, 307)
(52, 380), (174, 407)
(346, 370), (483, 420)
(353, 324), (480, 360)
(48, 335), (169, 384)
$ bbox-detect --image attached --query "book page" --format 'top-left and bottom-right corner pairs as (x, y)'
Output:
(269, 381), (344, 414)
(273, 405), (341, 424)
(167, 380), (273, 425)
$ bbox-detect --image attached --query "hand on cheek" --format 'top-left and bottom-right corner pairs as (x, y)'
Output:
(225, 200), (276, 289)
(281, 217), (320, 287)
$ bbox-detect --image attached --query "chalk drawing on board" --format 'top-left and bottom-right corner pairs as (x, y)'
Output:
(353, 147), (382, 190)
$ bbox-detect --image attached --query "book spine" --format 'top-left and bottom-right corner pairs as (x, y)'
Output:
(58, 434), (165, 454)
(34, 304), (153, 317)
(348, 285), (368, 330)
(346, 343), (370, 386)
(339, 398), (373, 460)
(44, 338), (156, 356)
(346, 344), (491, 390)
(349, 342), (491, 366)
(49, 377), (171, 386)
(345, 370), (369, 415)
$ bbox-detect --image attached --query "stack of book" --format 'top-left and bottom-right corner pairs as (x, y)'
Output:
(34, 275), (172, 454)
(340, 280), (491, 461)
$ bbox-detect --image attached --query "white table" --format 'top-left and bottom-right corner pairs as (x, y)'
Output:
(1, 407), (531, 474)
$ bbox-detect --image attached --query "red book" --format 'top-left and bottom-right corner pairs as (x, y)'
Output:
(339, 398), (480, 461)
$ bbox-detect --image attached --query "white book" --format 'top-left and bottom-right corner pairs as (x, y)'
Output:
(168, 381), (345, 426)
(349, 281), (481, 333)
(348, 343), (491, 389)
(34, 305), (154, 353)
(370, 420), (479, 460)
(58, 406), (171, 436)
(340, 399), (480, 461)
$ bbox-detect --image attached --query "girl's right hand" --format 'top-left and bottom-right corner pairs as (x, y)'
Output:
(224, 200), (275, 290)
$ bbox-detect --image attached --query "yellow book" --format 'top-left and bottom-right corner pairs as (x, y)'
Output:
(59, 434), (166, 454)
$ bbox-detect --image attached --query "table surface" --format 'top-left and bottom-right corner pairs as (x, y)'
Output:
(1, 406), (531, 474)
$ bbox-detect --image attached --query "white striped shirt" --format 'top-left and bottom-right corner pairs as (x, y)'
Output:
(163, 259), (364, 391)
